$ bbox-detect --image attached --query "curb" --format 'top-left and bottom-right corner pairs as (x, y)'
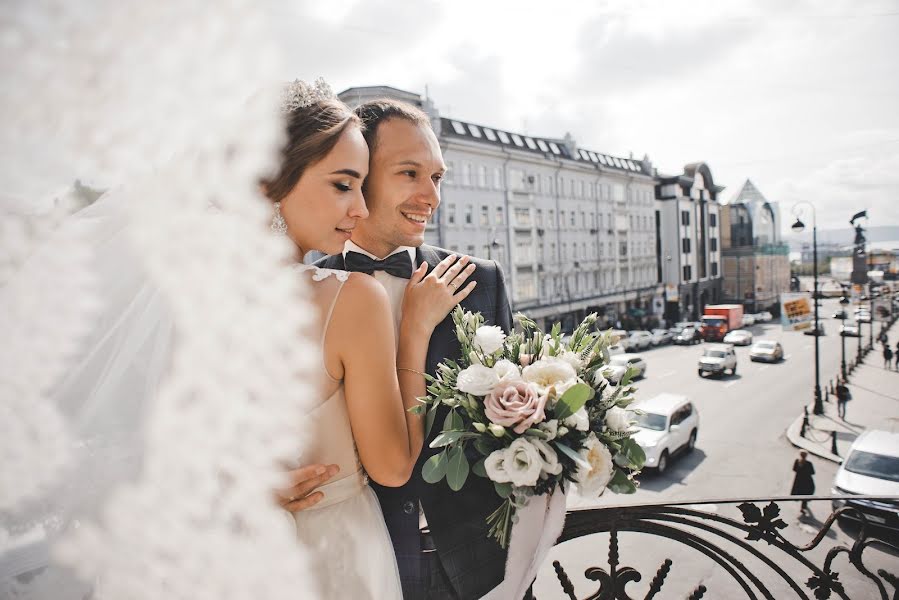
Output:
(785, 404), (843, 464)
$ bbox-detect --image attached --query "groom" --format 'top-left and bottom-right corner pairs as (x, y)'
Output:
(315, 99), (513, 599)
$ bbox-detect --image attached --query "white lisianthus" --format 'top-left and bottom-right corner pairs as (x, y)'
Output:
(484, 449), (512, 483)
(488, 423), (506, 437)
(493, 359), (523, 383)
(531, 438), (563, 476)
(474, 325), (506, 355)
(468, 350), (483, 365)
(502, 438), (545, 487)
(574, 434), (614, 495)
(558, 350), (584, 371)
(522, 357), (578, 395)
(537, 419), (559, 440)
(456, 364), (500, 396)
(605, 406), (632, 432)
(563, 406), (590, 431)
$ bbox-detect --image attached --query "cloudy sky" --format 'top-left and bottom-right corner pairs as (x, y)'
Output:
(279, 0), (898, 234)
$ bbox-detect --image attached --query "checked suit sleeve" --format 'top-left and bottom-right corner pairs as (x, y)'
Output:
(493, 260), (513, 334)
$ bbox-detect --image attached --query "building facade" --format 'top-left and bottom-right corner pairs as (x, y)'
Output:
(654, 163), (725, 323)
(339, 85), (663, 331)
(719, 180), (790, 313)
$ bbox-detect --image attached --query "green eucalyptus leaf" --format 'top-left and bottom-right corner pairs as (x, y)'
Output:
(474, 437), (494, 456)
(422, 451), (448, 483)
(494, 480), (513, 499)
(607, 469), (637, 494)
(429, 430), (470, 448)
(554, 442), (590, 470)
(444, 410), (463, 432)
(425, 405), (439, 439)
(554, 383), (594, 420)
(472, 457), (487, 478)
(446, 445), (470, 491)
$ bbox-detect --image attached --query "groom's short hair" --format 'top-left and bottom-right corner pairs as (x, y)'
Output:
(354, 99), (432, 151)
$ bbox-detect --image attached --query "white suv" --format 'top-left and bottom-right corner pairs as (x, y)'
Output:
(832, 430), (899, 531)
(698, 344), (737, 377)
(629, 393), (699, 474)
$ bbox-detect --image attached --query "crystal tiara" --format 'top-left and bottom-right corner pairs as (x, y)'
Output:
(281, 77), (335, 113)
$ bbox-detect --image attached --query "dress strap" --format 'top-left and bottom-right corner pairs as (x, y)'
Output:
(320, 274), (348, 347)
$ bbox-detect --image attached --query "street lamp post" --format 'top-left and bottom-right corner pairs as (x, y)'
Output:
(791, 202), (823, 415)
(839, 292), (849, 380)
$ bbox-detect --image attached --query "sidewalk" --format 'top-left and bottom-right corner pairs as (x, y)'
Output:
(786, 322), (899, 463)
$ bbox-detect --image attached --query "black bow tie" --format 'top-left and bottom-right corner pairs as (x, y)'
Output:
(344, 250), (414, 279)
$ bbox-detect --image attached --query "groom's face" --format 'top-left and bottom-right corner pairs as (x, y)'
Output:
(352, 118), (445, 257)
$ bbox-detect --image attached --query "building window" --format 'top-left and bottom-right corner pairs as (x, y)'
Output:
(465, 204), (473, 225)
(467, 244), (476, 257)
(620, 241), (627, 256)
(445, 161), (455, 185)
(496, 206), (505, 225)
(550, 242), (556, 261)
(682, 238), (691, 254)
(536, 209), (543, 226)
(514, 207), (531, 226)
(570, 211), (576, 227)
(548, 209), (555, 228)
(480, 205), (489, 226)
(493, 167), (503, 190)
(446, 203), (456, 225)
(711, 262), (719, 277)
(560, 210), (566, 229)
(683, 265), (692, 281)
(462, 163), (472, 186)
(478, 165), (487, 188)
(710, 213), (717, 227)
(561, 243), (567, 259)
(710, 238), (718, 252)
(681, 210), (690, 226)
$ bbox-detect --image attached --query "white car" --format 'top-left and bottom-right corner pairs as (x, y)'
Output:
(698, 344), (737, 377)
(629, 393), (699, 474)
(723, 329), (753, 346)
(602, 353), (647, 384)
(840, 324), (860, 337)
(856, 312), (872, 323)
(650, 328), (673, 346)
(609, 329), (632, 351)
(607, 343), (625, 356)
(832, 430), (899, 531)
(628, 330), (654, 351)
(742, 314), (756, 327)
(749, 340), (784, 362)
(759, 311), (773, 322)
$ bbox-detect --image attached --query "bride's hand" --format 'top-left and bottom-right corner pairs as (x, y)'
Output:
(402, 255), (477, 335)
(275, 463), (340, 513)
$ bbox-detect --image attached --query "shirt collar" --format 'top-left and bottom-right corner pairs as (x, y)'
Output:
(343, 241), (416, 265)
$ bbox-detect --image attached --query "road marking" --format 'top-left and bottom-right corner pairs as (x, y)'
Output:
(660, 370), (676, 378)
(724, 380), (739, 388)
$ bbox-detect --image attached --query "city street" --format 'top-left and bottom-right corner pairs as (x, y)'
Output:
(534, 297), (899, 598)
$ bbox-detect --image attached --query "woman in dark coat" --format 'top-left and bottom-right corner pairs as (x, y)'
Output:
(791, 451), (815, 514)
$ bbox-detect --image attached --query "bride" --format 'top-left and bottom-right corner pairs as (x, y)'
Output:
(262, 82), (477, 597)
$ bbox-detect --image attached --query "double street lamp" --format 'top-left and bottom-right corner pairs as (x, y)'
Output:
(839, 291), (850, 380)
(791, 202), (823, 415)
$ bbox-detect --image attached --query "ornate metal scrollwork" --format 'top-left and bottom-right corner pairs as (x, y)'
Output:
(546, 496), (899, 599)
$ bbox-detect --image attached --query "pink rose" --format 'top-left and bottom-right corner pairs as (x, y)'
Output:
(484, 380), (548, 434)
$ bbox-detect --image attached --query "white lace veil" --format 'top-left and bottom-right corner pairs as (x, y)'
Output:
(1, 2), (322, 598)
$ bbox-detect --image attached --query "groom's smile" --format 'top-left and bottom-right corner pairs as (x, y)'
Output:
(352, 118), (446, 258)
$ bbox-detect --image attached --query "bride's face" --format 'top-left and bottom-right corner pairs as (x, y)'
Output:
(280, 124), (370, 256)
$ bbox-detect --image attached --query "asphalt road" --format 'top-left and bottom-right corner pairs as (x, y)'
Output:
(534, 298), (897, 598)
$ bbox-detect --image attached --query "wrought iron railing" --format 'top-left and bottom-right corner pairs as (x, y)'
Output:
(543, 496), (899, 599)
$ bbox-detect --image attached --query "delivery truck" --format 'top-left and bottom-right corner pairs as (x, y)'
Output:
(699, 304), (744, 342)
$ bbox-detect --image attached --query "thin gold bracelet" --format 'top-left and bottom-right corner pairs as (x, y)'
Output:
(397, 367), (427, 377)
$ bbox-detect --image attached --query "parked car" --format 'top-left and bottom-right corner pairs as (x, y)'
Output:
(742, 314), (756, 327)
(749, 340), (784, 362)
(607, 343), (625, 356)
(856, 312), (872, 323)
(629, 393), (699, 474)
(723, 329), (753, 346)
(609, 329), (632, 351)
(758, 311), (773, 322)
(650, 328), (673, 346)
(832, 430), (899, 531)
(840, 324), (861, 337)
(674, 327), (701, 345)
(628, 330), (654, 351)
(698, 344), (737, 377)
(832, 310), (848, 320)
(601, 353), (647, 384)
(803, 320), (826, 336)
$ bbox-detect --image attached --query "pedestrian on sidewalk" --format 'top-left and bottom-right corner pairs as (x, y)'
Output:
(836, 377), (851, 419)
(883, 345), (893, 369)
(790, 451), (816, 515)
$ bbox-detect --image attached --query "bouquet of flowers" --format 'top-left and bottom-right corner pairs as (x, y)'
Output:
(411, 308), (645, 548)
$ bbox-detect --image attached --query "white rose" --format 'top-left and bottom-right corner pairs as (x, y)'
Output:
(502, 438), (546, 487)
(484, 449), (512, 483)
(522, 357), (578, 395)
(456, 364), (500, 396)
(493, 359), (523, 383)
(531, 438), (563, 476)
(605, 407), (632, 432)
(474, 325), (506, 355)
(563, 406), (590, 432)
(559, 350), (584, 371)
(537, 419), (559, 440)
(574, 434), (614, 495)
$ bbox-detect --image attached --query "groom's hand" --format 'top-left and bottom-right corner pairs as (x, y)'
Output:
(276, 464), (340, 512)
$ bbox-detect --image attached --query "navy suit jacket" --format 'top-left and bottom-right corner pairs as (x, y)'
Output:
(316, 245), (513, 599)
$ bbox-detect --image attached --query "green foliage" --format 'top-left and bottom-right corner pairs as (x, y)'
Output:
(422, 451), (448, 483)
(607, 469), (637, 494)
(553, 383), (594, 420)
(446, 445), (470, 491)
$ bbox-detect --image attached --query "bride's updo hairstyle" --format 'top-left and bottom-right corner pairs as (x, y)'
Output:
(262, 94), (361, 202)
